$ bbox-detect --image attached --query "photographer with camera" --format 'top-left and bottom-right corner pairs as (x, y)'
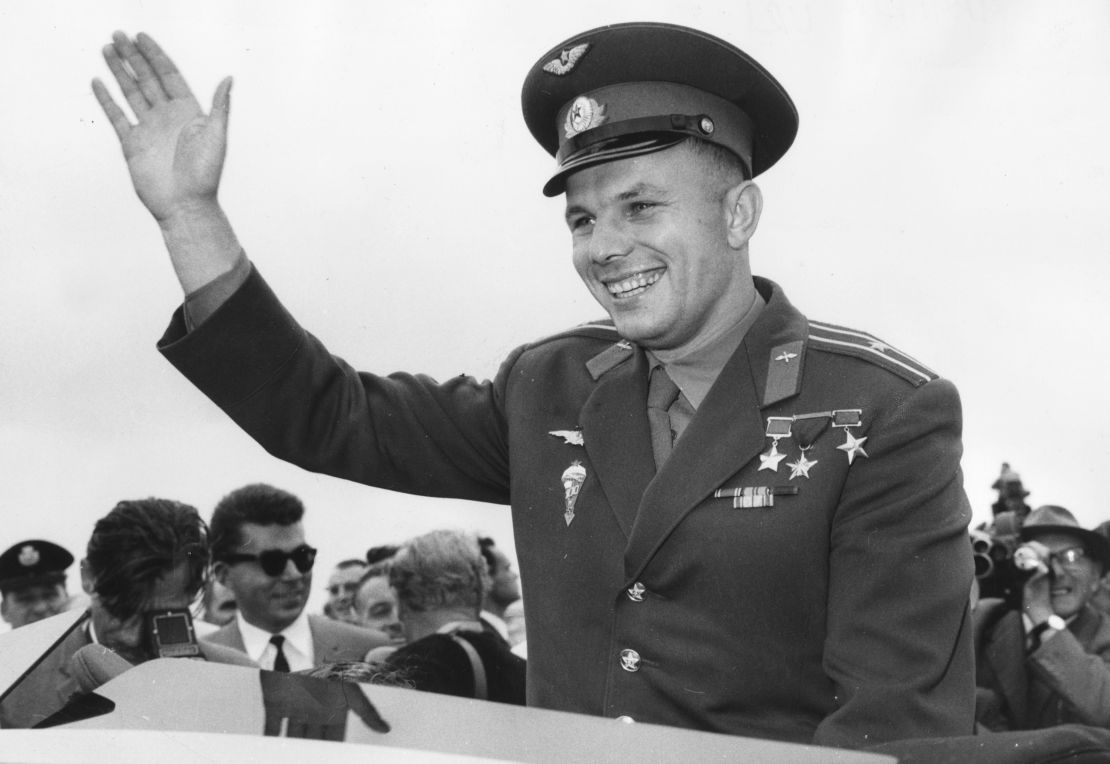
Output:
(974, 505), (1110, 731)
(0, 498), (256, 729)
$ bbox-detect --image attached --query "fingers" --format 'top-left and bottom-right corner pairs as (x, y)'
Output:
(112, 31), (171, 108)
(90, 78), (132, 142)
(101, 39), (150, 118)
(135, 33), (195, 101)
(210, 76), (233, 132)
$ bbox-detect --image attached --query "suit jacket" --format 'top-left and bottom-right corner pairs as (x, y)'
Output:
(0, 612), (257, 729)
(976, 600), (1110, 729)
(160, 268), (975, 748)
(202, 613), (386, 666)
(384, 629), (527, 705)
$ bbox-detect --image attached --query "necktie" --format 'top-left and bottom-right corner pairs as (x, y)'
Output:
(270, 634), (290, 672)
(647, 366), (682, 470)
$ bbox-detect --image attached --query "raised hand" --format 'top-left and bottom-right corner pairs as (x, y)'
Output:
(92, 32), (231, 224)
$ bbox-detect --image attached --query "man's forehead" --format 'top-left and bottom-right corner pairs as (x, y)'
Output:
(237, 521), (305, 547)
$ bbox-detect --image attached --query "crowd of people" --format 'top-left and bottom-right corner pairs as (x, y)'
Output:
(0, 482), (528, 728)
(6, 467), (1110, 744)
(970, 466), (1110, 733)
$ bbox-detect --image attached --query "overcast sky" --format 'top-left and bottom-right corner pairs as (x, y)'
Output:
(2, 1), (1109, 621)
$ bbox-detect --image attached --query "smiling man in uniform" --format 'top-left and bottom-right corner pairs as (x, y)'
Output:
(93, 22), (974, 747)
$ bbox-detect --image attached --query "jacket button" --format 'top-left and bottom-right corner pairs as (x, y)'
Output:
(616, 715), (636, 724)
(626, 582), (646, 601)
(619, 648), (641, 672)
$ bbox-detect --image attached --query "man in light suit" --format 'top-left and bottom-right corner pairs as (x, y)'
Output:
(204, 483), (388, 670)
(0, 498), (255, 729)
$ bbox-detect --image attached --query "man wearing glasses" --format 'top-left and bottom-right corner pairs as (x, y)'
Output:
(205, 483), (389, 670)
(975, 505), (1110, 730)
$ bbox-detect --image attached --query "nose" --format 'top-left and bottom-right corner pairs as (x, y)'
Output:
(280, 558), (304, 580)
(585, 217), (633, 264)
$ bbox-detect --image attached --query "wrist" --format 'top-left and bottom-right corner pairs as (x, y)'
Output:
(157, 200), (242, 294)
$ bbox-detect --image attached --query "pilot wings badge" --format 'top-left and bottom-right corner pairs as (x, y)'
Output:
(548, 429), (584, 447)
(542, 43), (590, 76)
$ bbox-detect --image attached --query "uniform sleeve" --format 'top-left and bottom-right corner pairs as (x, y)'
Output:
(1028, 623), (1110, 725)
(814, 377), (976, 747)
(158, 265), (513, 503)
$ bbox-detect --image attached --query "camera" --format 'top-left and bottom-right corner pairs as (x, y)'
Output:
(143, 608), (201, 659)
(970, 510), (1046, 607)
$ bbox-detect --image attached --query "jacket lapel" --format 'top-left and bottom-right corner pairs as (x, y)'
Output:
(580, 349), (656, 538)
(622, 278), (808, 581)
(623, 340), (765, 580)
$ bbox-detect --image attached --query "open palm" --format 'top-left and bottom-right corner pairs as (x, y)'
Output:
(92, 32), (231, 223)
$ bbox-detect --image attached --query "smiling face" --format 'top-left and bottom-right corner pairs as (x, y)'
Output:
(215, 522), (311, 633)
(1, 582), (68, 628)
(564, 142), (761, 355)
(1035, 531), (1103, 619)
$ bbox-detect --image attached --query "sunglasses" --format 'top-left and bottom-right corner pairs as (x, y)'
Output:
(222, 545), (317, 577)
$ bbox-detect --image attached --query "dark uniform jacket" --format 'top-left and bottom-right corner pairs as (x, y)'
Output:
(975, 599), (1110, 730)
(159, 268), (975, 748)
(384, 629), (527, 704)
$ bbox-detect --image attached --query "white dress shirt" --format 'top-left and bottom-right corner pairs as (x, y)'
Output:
(236, 610), (314, 671)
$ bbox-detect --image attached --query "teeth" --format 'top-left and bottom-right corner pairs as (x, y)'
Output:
(606, 270), (662, 297)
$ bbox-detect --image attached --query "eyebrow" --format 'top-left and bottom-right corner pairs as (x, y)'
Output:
(565, 182), (667, 219)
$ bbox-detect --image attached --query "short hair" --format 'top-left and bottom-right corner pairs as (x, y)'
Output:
(389, 530), (489, 614)
(366, 545), (400, 566)
(85, 498), (209, 620)
(680, 136), (749, 191)
(210, 483), (304, 562)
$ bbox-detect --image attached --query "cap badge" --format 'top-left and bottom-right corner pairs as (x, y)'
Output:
(542, 43), (590, 76)
(18, 545), (40, 567)
(564, 96), (607, 139)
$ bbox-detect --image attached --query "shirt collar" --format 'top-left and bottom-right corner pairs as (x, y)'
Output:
(236, 609), (313, 664)
(647, 291), (766, 409)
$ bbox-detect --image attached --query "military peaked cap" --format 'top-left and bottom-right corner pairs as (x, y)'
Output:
(522, 22), (798, 196)
(0, 539), (74, 593)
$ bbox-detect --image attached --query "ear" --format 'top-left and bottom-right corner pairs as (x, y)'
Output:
(724, 180), (762, 250)
(79, 559), (95, 595)
(212, 561), (230, 587)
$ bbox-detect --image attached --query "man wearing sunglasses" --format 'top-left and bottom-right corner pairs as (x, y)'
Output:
(204, 483), (389, 670)
(975, 504), (1110, 730)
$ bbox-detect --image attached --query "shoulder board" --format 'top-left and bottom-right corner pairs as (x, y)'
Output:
(527, 317), (619, 345)
(808, 320), (938, 386)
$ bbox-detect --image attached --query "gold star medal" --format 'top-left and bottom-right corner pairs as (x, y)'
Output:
(832, 409), (869, 465)
(759, 416), (793, 473)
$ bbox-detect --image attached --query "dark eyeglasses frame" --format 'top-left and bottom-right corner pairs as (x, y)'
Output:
(221, 545), (317, 577)
(1047, 546), (1089, 572)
